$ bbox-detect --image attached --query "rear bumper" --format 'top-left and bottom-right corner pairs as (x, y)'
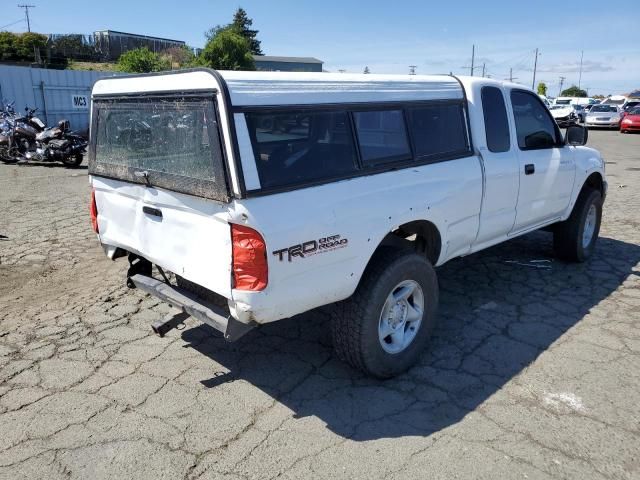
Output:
(130, 274), (255, 341)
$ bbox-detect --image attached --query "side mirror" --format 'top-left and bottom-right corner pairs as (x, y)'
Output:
(565, 125), (588, 146)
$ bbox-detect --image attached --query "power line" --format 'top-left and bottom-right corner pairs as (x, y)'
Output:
(0, 18), (24, 30)
(17, 4), (35, 33)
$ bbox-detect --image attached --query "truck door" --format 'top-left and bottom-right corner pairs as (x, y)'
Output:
(473, 85), (520, 247)
(508, 89), (575, 232)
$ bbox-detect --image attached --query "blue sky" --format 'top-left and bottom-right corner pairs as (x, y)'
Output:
(2, 0), (638, 95)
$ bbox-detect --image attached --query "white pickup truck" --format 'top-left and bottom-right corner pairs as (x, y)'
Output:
(88, 70), (606, 378)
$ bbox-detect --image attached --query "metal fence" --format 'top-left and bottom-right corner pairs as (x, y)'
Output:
(0, 65), (121, 133)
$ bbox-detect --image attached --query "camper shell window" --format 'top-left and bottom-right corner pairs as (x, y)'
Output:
(243, 100), (472, 193)
(89, 94), (229, 202)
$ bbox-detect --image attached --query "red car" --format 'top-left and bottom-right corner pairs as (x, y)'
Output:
(620, 107), (640, 133)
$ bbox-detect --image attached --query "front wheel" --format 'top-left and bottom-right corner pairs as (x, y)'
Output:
(331, 249), (439, 378)
(553, 188), (602, 262)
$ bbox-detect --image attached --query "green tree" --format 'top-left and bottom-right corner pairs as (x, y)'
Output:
(117, 47), (169, 73)
(161, 45), (195, 69)
(537, 82), (547, 96)
(561, 85), (587, 97)
(196, 28), (255, 71)
(230, 7), (262, 55)
(0, 31), (17, 60)
(363, 66), (370, 74)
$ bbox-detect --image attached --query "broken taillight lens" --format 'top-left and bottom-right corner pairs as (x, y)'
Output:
(231, 224), (267, 291)
(89, 189), (99, 234)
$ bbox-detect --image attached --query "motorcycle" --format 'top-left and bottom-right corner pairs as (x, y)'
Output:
(0, 105), (43, 163)
(0, 103), (86, 167)
(26, 119), (87, 168)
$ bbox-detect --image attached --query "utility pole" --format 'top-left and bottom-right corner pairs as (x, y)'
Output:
(578, 50), (584, 90)
(558, 76), (566, 97)
(18, 4), (35, 32)
(409, 65), (416, 75)
(532, 48), (539, 89)
(481, 63), (486, 78)
(470, 44), (475, 76)
(507, 68), (518, 83)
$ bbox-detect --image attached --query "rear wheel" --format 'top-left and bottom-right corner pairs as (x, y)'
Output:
(553, 188), (602, 262)
(331, 249), (439, 378)
(62, 153), (83, 168)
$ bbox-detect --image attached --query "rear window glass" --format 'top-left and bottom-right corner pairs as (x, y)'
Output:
(245, 110), (358, 189)
(353, 110), (411, 165)
(407, 103), (469, 157)
(91, 96), (228, 201)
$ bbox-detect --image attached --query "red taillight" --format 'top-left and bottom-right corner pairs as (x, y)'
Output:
(231, 224), (267, 291)
(90, 189), (99, 234)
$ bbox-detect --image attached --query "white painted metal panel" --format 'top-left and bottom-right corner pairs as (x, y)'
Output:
(219, 71), (464, 106)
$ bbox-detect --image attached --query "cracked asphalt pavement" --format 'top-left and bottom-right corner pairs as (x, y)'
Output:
(1, 130), (639, 479)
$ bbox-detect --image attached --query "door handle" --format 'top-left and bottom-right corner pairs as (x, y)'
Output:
(142, 206), (163, 218)
(524, 164), (535, 175)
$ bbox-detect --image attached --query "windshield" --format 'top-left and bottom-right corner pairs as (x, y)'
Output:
(90, 95), (229, 201)
(555, 100), (571, 105)
(629, 108), (640, 115)
(550, 105), (568, 110)
(603, 99), (625, 105)
(590, 105), (618, 113)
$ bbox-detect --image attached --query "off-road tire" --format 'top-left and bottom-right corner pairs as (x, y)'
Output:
(331, 248), (439, 378)
(553, 188), (602, 262)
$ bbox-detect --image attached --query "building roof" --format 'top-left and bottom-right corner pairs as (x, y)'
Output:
(93, 30), (185, 44)
(253, 55), (323, 65)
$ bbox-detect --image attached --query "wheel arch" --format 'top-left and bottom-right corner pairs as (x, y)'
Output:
(368, 219), (443, 270)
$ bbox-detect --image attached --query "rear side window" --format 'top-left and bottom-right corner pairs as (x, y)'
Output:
(407, 103), (469, 158)
(353, 110), (411, 165)
(481, 87), (511, 153)
(245, 110), (358, 189)
(510, 90), (560, 150)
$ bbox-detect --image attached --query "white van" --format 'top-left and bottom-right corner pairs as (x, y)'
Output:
(89, 69), (606, 377)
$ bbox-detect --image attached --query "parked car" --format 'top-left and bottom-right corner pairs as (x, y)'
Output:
(620, 107), (640, 133)
(622, 100), (640, 113)
(585, 104), (622, 128)
(600, 95), (627, 108)
(549, 104), (580, 127)
(89, 70), (605, 378)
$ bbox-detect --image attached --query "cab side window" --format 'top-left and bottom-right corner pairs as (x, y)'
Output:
(481, 86), (510, 153)
(510, 90), (560, 150)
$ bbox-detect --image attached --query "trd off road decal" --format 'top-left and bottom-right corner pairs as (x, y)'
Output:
(273, 234), (348, 262)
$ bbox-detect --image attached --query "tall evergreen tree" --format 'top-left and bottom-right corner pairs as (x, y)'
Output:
(230, 7), (263, 55)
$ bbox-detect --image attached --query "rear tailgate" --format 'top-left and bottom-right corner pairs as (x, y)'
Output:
(93, 177), (233, 297)
(89, 86), (234, 297)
